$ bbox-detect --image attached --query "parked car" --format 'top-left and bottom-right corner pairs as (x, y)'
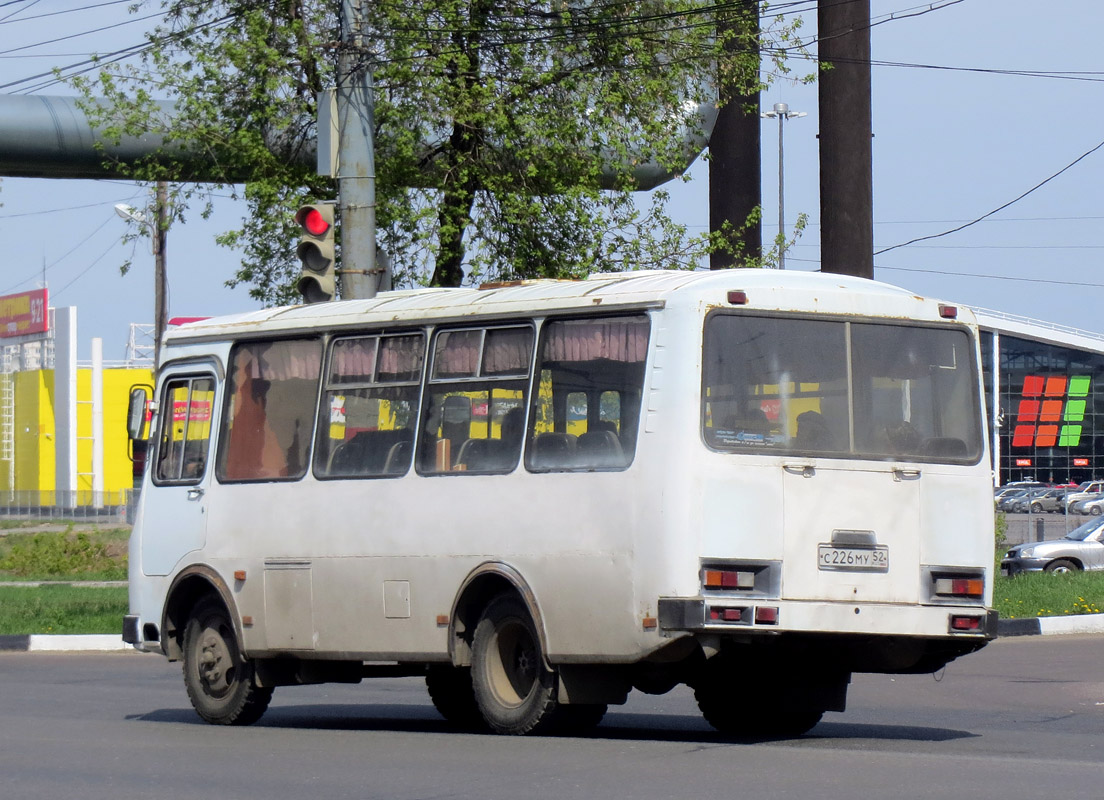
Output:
(1027, 487), (1069, 514)
(1001, 515), (1104, 575)
(1070, 492), (1104, 515)
(1078, 496), (1104, 516)
(1006, 487), (1055, 512)
(997, 489), (1030, 512)
(1065, 481), (1104, 512)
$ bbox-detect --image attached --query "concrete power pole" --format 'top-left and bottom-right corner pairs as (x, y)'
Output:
(709, 8), (761, 270)
(337, 0), (381, 300)
(818, 0), (874, 279)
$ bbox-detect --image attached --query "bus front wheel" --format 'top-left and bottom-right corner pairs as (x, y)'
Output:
(182, 595), (273, 726)
(471, 593), (558, 735)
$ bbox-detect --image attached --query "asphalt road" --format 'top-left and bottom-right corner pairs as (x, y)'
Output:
(2, 636), (1103, 800)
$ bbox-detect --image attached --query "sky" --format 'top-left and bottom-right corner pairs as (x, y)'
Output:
(0, 0), (1102, 361)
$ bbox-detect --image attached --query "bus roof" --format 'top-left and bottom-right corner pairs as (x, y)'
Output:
(164, 269), (973, 345)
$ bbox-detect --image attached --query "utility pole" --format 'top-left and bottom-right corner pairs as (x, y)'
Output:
(818, 0), (874, 279)
(709, 6), (761, 270)
(337, 0), (380, 299)
(153, 181), (168, 366)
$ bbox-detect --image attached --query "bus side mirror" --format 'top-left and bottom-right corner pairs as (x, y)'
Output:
(127, 386), (150, 440)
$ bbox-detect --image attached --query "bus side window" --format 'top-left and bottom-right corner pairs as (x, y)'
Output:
(526, 315), (649, 472)
(153, 376), (214, 485)
(315, 333), (424, 479)
(217, 339), (322, 482)
(417, 325), (533, 475)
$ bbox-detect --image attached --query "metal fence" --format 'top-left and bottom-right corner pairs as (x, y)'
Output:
(0, 490), (136, 523)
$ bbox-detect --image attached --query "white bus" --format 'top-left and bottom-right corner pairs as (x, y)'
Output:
(124, 269), (996, 737)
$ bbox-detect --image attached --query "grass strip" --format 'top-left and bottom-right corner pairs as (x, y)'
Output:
(993, 570), (1104, 619)
(0, 585), (127, 635)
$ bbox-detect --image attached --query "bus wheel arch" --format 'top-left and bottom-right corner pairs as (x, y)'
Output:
(163, 566), (237, 662)
(449, 563), (549, 669)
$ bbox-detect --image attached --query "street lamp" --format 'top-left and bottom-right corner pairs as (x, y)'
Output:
(761, 102), (806, 270)
(114, 182), (168, 367)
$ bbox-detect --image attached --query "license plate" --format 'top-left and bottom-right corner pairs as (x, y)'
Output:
(817, 544), (889, 572)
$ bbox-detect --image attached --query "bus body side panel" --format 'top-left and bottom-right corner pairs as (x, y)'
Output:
(199, 471), (652, 662)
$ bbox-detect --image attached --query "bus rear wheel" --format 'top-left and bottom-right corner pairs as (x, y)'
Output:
(471, 593), (558, 735)
(695, 682), (823, 738)
(426, 665), (485, 730)
(182, 595), (273, 726)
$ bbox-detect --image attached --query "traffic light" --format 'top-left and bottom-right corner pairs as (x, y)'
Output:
(295, 203), (336, 303)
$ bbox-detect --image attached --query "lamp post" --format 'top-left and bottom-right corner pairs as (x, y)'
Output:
(760, 103), (806, 270)
(114, 181), (168, 367)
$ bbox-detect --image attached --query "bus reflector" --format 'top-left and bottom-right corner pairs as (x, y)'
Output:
(950, 615), (982, 631)
(934, 577), (984, 598)
(727, 290), (748, 305)
(938, 304), (957, 319)
(708, 607), (744, 622)
(754, 606), (778, 625)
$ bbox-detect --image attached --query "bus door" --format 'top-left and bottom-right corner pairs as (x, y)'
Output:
(140, 367), (219, 576)
(781, 461), (921, 604)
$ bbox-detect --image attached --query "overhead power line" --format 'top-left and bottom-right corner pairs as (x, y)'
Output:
(875, 137), (1104, 256)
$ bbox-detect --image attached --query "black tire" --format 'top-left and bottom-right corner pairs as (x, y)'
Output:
(1031, 503), (1043, 513)
(695, 682), (822, 738)
(182, 595), (273, 726)
(1092, 507), (1102, 516)
(549, 703), (608, 735)
(1044, 558), (1080, 574)
(426, 665), (486, 730)
(471, 593), (558, 735)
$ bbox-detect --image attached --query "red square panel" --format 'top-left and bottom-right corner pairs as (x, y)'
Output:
(1012, 425), (1035, 448)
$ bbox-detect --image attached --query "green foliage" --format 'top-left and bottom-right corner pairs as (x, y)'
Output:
(71, 1), (808, 300)
(0, 586), (128, 635)
(993, 570), (1104, 619)
(994, 511), (1008, 562)
(0, 529), (128, 580)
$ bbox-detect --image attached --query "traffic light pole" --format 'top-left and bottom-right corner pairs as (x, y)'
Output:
(337, 0), (379, 300)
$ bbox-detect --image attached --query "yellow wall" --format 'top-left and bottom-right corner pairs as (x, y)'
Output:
(2, 366), (153, 501)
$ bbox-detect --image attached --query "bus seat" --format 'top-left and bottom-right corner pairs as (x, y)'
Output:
(455, 438), (517, 472)
(531, 432), (577, 468)
(922, 437), (968, 458)
(575, 430), (624, 468)
(330, 430), (413, 476)
(383, 440), (412, 475)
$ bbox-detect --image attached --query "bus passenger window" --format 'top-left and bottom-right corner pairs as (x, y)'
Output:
(315, 333), (424, 479)
(526, 315), (649, 472)
(417, 325), (533, 475)
(217, 339), (322, 482)
(154, 376), (214, 484)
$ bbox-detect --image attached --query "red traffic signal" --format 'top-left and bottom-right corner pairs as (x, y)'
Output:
(296, 206), (331, 237)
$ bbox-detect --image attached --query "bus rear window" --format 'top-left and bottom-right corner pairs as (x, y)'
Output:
(703, 314), (981, 463)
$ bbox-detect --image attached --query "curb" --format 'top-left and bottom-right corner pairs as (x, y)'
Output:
(0, 634), (132, 652)
(996, 613), (1104, 637)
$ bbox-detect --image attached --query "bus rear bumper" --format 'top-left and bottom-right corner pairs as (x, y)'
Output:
(657, 597), (998, 641)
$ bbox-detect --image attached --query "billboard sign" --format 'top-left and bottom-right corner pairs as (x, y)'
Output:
(0, 289), (48, 339)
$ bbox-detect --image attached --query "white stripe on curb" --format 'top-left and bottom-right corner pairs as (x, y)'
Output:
(1036, 614), (1104, 636)
(27, 634), (132, 651)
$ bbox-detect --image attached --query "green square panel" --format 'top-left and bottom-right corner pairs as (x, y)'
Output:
(1064, 399), (1087, 422)
(1059, 425), (1083, 447)
(1068, 376), (1091, 397)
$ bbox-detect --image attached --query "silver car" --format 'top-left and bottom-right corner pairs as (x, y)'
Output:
(1001, 516), (1104, 575)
